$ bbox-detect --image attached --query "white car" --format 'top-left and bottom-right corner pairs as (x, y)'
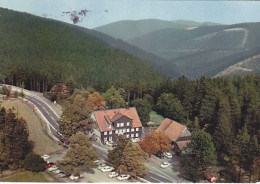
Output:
(48, 166), (59, 171)
(101, 166), (114, 172)
(109, 171), (119, 178)
(53, 169), (61, 174)
(94, 159), (101, 165)
(106, 141), (113, 146)
(163, 152), (173, 158)
(117, 174), (131, 181)
(98, 163), (107, 170)
(56, 173), (66, 178)
(41, 154), (50, 161)
(160, 161), (170, 168)
(69, 175), (79, 180)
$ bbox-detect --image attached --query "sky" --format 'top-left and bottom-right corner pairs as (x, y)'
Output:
(1, 0), (260, 29)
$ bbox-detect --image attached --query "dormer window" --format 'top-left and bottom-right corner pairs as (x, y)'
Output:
(108, 124), (112, 129)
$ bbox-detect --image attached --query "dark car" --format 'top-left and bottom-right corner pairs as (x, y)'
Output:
(155, 151), (164, 159)
(45, 162), (56, 169)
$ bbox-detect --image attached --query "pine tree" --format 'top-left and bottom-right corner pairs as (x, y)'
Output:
(181, 130), (217, 182)
(0, 108), (31, 170)
(131, 98), (152, 126)
(232, 125), (250, 182)
(229, 95), (241, 135)
(213, 97), (233, 157)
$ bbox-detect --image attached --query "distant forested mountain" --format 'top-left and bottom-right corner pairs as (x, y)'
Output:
(94, 19), (219, 41)
(127, 23), (260, 79)
(0, 8), (165, 91)
(97, 19), (260, 79)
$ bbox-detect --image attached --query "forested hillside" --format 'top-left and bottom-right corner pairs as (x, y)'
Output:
(86, 29), (181, 78)
(127, 23), (260, 79)
(94, 19), (219, 41)
(0, 8), (164, 91)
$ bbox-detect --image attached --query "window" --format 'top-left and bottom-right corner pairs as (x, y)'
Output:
(136, 128), (139, 131)
(121, 122), (124, 127)
(104, 132), (107, 135)
(109, 131), (112, 135)
(127, 122), (130, 126)
(127, 128), (130, 132)
(119, 129), (122, 133)
(131, 134), (134, 138)
(131, 128), (134, 132)
(109, 136), (112, 141)
(126, 134), (129, 138)
(136, 133), (139, 137)
(115, 130), (118, 134)
(104, 137), (107, 142)
(123, 128), (126, 133)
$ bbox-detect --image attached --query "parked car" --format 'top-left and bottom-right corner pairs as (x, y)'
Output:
(94, 159), (105, 166)
(163, 152), (173, 158)
(109, 172), (119, 178)
(56, 172), (66, 178)
(69, 175), (79, 180)
(94, 159), (101, 165)
(117, 174), (131, 181)
(41, 154), (50, 161)
(53, 169), (62, 174)
(45, 162), (56, 169)
(48, 166), (59, 171)
(106, 141), (113, 146)
(98, 163), (107, 170)
(204, 171), (218, 183)
(160, 161), (170, 168)
(101, 166), (114, 172)
(155, 152), (164, 159)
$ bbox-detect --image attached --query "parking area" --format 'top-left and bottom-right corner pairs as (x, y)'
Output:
(43, 150), (134, 183)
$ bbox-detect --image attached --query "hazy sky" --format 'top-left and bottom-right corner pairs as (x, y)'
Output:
(1, 0), (260, 29)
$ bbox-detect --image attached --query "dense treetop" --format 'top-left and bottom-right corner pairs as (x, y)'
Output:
(0, 8), (164, 91)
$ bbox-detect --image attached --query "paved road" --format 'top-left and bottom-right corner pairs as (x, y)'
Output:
(24, 95), (60, 138)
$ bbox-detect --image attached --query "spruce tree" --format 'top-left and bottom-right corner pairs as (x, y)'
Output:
(181, 130), (217, 182)
(213, 97), (233, 157)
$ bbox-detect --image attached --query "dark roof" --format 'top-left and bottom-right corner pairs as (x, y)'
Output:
(94, 107), (142, 132)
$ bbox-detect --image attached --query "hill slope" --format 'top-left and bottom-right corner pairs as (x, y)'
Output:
(85, 29), (181, 78)
(94, 19), (219, 41)
(0, 8), (164, 90)
(127, 23), (260, 79)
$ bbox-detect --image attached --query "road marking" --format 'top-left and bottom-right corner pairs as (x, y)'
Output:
(149, 166), (176, 181)
(148, 170), (175, 182)
(148, 176), (163, 183)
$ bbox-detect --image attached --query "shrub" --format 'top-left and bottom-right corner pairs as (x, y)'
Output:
(23, 152), (46, 172)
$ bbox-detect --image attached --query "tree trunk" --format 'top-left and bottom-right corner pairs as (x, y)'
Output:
(127, 91), (130, 104)
(249, 169), (252, 183)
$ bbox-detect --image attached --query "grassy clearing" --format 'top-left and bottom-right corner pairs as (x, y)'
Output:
(1, 99), (62, 155)
(1, 171), (50, 182)
(149, 110), (164, 124)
